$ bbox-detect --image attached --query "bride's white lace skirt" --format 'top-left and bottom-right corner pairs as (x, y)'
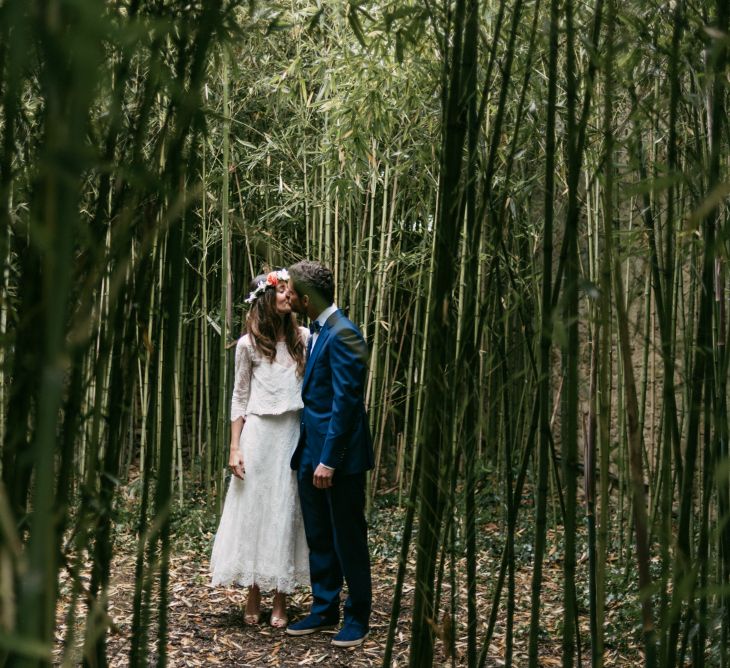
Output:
(210, 411), (310, 593)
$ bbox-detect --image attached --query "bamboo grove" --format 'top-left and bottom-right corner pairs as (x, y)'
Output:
(0, 0), (729, 666)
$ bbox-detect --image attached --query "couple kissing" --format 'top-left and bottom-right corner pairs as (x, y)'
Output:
(210, 260), (373, 649)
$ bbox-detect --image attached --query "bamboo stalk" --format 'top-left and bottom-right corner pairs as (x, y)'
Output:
(217, 48), (232, 510)
(603, 2), (657, 660)
(528, 0), (559, 660)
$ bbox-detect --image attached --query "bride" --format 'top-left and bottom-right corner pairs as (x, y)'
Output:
(210, 269), (310, 628)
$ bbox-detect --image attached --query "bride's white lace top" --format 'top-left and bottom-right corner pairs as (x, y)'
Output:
(230, 328), (308, 420)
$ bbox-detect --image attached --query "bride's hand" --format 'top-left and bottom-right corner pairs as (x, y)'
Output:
(229, 449), (245, 480)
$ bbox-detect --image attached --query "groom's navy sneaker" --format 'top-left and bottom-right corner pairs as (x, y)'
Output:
(285, 613), (338, 636)
(331, 623), (369, 647)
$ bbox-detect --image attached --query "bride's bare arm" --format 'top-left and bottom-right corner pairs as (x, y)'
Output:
(229, 417), (245, 479)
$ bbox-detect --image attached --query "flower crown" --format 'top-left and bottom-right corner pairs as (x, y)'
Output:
(245, 268), (290, 304)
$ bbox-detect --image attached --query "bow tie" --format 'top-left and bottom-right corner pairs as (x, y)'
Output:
(309, 320), (322, 334)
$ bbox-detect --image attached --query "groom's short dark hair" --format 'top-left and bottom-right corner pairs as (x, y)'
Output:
(288, 260), (335, 306)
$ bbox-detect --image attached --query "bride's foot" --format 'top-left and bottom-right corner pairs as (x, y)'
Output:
(244, 585), (261, 625)
(270, 592), (288, 629)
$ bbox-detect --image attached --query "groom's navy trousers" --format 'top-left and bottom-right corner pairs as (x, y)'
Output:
(291, 309), (374, 630)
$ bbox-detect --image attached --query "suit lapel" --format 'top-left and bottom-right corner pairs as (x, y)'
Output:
(302, 310), (340, 392)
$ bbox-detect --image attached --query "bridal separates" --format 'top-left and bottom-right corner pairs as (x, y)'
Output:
(210, 332), (310, 593)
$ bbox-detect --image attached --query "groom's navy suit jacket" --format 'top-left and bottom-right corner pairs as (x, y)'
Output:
(291, 307), (373, 627)
(291, 309), (374, 474)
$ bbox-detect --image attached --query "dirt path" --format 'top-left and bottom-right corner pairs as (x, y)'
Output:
(54, 505), (640, 666)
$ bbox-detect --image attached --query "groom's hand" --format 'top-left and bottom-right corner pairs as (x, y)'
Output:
(313, 464), (334, 489)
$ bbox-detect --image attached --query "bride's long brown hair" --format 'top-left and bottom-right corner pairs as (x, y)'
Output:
(245, 273), (306, 377)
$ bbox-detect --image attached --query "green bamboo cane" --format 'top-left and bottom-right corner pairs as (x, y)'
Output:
(708, 7), (730, 658)
(191, 287), (200, 480)
(668, 4), (729, 663)
(385, 106), (440, 668)
(0, 0), (25, 461)
(154, 223), (185, 667)
(602, 3), (657, 660)
(318, 163), (325, 263)
(18, 2), (114, 661)
(410, 0), (471, 662)
(2, 219), (43, 528)
(174, 267), (186, 506)
(382, 399), (424, 668)
(56, 357), (91, 666)
(129, 298), (159, 666)
(303, 150), (310, 259)
(459, 1), (480, 663)
(626, 85), (684, 527)
(596, 223), (611, 668)
(586, 318), (600, 668)
(0, 215), (10, 452)
(528, 0), (559, 660)
(477, 395), (539, 667)
(368, 161), (398, 505)
(365, 160), (390, 414)
(333, 184), (339, 301)
(399, 287), (421, 504)
(474, 15), (547, 647)
(323, 156), (332, 269)
(87, 286), (136, 667)
(155, 240), (166, 473)
(562, 0), (581, 662)
(218, 49), (232, 506)
(363, 141), (378, 338)
(201, 146), (214, 497)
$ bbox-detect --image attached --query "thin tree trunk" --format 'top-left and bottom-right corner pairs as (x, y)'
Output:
(603, 2), (657, 659)
(409, 0), (472, 662)
(528, 0), (559, 661)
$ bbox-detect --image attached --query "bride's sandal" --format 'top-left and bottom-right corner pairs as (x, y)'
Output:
(270, 613), (288, 629)
(243, 587), (261, 625)
(244, 610), (261, 625)
(270, 593), (288, 629)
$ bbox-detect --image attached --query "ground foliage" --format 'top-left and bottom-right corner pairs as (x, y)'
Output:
(52, 480), (644, 666)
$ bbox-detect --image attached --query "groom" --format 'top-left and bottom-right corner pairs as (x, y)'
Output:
(285, 260), (373, 648)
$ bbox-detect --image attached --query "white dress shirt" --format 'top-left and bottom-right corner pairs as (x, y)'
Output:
(311, 303), (338, 351)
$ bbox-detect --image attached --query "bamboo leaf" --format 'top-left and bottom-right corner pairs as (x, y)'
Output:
(395, 30), (404, 64)
(624, 172), (684, 197)
(206, 315), (222, 336)
(307, 8), (325, 32)
(0, 633), (52, 660)
(715, 457), (730, 484)
(347, 2), (368, 48)
(685, 181), (730, 230)
(0, 484), (21, 557)
(266, 14), (291, 34)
